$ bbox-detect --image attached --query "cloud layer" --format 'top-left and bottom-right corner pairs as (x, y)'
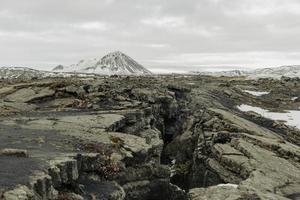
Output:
(0, 0), (300, 72)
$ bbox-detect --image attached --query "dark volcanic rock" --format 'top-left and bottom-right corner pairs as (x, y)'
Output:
(0, 75), (300, 200)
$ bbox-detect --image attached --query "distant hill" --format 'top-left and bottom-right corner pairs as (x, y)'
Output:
(53, 51), (152, 75)
(190, 65), (300, 79)
(0, 67), (52, 79)
(0, 67), (97, 80)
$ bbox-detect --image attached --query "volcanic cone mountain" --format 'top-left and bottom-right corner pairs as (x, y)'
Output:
(53, 51), (152, 75)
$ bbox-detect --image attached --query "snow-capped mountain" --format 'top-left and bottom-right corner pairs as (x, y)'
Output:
(190, 69), (248, 77)
(248, 65), (300, 79)
(0, 67), (97, 80)
(190, 65), (300, 79)
(53, 51), (152, 75)
(0, 67), (52, 79)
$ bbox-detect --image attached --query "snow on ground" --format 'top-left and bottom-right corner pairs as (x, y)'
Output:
(170, 159), (176, 177)
(291, 97), (298, 101)
(243, 90), (269, 96)
(237, 104), (300, 129)
(217, 183), (238, 188)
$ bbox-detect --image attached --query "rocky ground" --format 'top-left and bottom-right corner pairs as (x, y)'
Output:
(0, 75), (299, 200)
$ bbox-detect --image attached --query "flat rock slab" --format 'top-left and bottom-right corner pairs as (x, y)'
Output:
(0, 100), (37, 112)
(0, 124), (77, 190)
(0, 110), (152, 191)
(5, 87), (55, 103)
(189, 185), (243, 200)
(1, 112), (125, 132)
(210, 108), (281, 139)
(0, 156), (43, 189)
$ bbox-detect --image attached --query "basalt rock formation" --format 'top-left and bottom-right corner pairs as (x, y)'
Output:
(0, 75), (299, 200)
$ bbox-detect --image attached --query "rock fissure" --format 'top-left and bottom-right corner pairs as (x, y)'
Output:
(1, 76), (300, 200)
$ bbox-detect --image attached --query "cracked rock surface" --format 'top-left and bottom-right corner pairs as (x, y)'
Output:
(0, 75), (300, 200)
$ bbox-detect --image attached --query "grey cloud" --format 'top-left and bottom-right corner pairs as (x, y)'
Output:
(0, 0), (300, 71)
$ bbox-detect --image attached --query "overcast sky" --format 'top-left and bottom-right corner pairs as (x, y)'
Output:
(0, 0), (300, 72)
